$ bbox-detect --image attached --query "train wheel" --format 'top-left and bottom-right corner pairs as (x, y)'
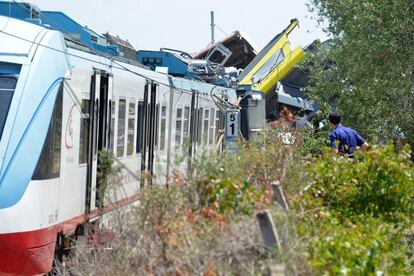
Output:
(48, 229), (80, 275)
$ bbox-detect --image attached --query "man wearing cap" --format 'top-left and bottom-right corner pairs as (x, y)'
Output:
(328, 113), (369, 157)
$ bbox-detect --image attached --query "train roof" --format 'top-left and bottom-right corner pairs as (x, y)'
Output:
(0, 1), (136, 59)
(0, 14), (46, 58)
(194, 31), (259, 69)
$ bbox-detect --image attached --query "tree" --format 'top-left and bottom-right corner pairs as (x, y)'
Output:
(305, 0), (414, 147)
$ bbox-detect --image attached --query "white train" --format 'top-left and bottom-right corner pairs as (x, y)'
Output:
(0, 15), (236, 275)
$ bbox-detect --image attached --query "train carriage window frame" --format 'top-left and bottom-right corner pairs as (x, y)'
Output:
(32, 83), (63, 180)
(79, 99), (90, 164)
(117, 98), (127, 158)
(0, 76), (17, 141)
(175, 106), (183, 150)
(197, 107), (203, 145)
(203, 109), (210, 146)
(136, 100), (144, 154)
(209, 108), (215, 145)
(127, 99), (136, 156)
(155, 103), (160, 150)
(183, 106), (190, 143)
(109, 100), (116, 153)
(159, 105), (167, 151)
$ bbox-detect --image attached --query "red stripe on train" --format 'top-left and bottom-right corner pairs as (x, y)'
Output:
(0, 193), (139, 275)
(0, 227), (57, 275)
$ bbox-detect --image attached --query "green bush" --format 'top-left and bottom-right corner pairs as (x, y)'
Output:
(188, 129), (303, 215)
(196, 176), (266, 215)
(304, 216), (409, 275)
(188, 151), (268, 216)
(295, 144), (414, 274)
(301, 127), (331, 157)
(303, 145), (414, 222)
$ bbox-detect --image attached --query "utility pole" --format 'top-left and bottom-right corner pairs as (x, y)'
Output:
(210, 11), (215, 45)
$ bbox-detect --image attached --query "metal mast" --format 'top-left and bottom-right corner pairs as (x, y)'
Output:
(210, 11), (215, 45)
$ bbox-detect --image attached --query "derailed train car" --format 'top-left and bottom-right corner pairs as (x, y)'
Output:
(0, 15), (236, 275)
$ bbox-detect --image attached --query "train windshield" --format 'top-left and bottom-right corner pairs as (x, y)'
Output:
(251, 49), (285, 84)
(0, 76), (16, 140)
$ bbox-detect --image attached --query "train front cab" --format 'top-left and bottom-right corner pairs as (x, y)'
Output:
(0, 62), (59, 275)
(0, 15), (71, 275)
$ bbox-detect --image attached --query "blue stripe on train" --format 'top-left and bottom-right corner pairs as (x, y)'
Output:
(0, 77), (63, 209)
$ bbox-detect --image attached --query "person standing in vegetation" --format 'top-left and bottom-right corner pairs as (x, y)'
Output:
(328, 113), (368, 157)
(267, 107), (297, 144)
(274, 106), (296, 130)
(267, 107), (296, 130)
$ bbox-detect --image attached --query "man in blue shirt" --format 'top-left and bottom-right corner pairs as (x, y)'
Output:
(329, 113), (368, 157)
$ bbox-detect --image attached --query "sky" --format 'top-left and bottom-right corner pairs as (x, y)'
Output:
(26, 0), (328, 53)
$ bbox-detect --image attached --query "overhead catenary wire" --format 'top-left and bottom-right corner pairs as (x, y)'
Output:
(12, 0), (238, 109)
(9, 2), (245, 111)
(8, 0), (228, 100)
(0, 27), (222, 103)
(7, 5), (236, 127)
(0, 20), (231, 120)
(1, 6), (233, 179)
(0, 3), (193, 181)
(215, 24), (228, 36)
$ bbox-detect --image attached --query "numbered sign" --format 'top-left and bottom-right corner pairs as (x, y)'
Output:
(226, 111), (239, 138)
(225, 110), (239, 152)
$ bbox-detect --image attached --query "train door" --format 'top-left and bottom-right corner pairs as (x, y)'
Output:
(85, 70), (112, 212)
(140, 81), (157, 185)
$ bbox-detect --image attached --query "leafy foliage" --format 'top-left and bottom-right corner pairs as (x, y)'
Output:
(63, 134), (414, 274)
(188, 129), (303, 215)
(196, 176), (265, 215)
(303, 145), (414, 222)
(295, 145), (414, 273)
(306, 0), (414, 147)
(303, 217), (409, 275)
(96, 150), (121, 207)
(301, 127), (331, 157)
(301, 2), (414, 270)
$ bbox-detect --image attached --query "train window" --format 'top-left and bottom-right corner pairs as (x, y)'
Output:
(159, 105), (167, 151)
(203, 109), (209, 145)
(127, 101), (135, 156)
(197, 107), (203, 145)
(175, 107), (183, 149)
(252, 49), (284, 84)
(79, 99), (90, 164)
(136, 101), (144, 153)
(209, 108), (215, 145)
(220, 111), (225, 130)
(0, 76), (16, 141)
(109, 100), (115, 152)
(155, 104), (160, 148)
(183, 106), (190, 142)
(33, 84), (63, 180)
(117, 99), (126, 157)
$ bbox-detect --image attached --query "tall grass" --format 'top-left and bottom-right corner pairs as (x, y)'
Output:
(58, 129), (414, 275)
(57, 129), (306, 275)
